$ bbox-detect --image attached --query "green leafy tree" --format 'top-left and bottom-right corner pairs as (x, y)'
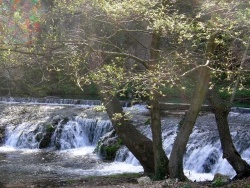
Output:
(1, 0), (250, 181)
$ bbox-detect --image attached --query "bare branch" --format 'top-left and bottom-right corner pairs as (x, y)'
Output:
(180, 63), (219, 77)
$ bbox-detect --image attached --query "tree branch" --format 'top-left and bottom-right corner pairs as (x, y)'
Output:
(180, 63), (219, 77)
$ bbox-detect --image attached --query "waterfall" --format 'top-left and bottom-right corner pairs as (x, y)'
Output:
(4, 116), (113, 150)
(114, 112), (250, 179)
(5, 122), (46, 148)
(52, 117), (112, 150)
(1, 103), (250, 181)
(115, 146), (140, 166)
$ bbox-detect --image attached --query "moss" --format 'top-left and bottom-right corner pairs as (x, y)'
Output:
(102, 138), (123, 161)
(105, 145), (120, 160)
(144, 118), (151, 125)
(46, 124), (55, 133)
(212, 177), (224, 187)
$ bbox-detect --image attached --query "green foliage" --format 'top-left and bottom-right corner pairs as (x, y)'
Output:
(182, 184), (192, 188)
(1, 0), (249, 105)
(211, 177), (225, 187)
(144, 118), (151, 125)
(101, 139), (123, 161)
(46, 124), (55, 133)
(93, 105), (106, 112)
(1, 0), (250, 182)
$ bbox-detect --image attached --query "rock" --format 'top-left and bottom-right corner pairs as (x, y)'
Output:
(212, 173), (230, 187)
(156, 179), (179, 187)
(52, 115), (61, 125)
(96, 130), (123, 160)
(0, 126), (5, 144)
(137, 176), (152, 185)
(39, 124), (56, 149)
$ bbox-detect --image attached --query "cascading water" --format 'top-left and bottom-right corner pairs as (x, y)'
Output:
(114, 112), (250, 181)
(4, 115), (112, 150)
(52, 117), (112, 149)
(0, 103), (250, 185)
(5, 122), (45, 148)
(0, 104), (143, 186)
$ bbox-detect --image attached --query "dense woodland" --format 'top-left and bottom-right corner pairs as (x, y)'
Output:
(0, 0), (250, 181)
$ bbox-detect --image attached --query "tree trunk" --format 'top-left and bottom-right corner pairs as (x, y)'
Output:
(169, 66), (210, 180)
(149, 98), (169, 179)
(209, 89), (250, 180)
(99, 90), (155, 174)
(169, 33), (217, 181)
(148, 31), (169, 179)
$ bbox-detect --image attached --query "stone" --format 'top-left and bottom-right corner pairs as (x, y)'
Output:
(0, 126), (5, 144)
(95, 130), (123, 160)
(137, 176), (152, 185)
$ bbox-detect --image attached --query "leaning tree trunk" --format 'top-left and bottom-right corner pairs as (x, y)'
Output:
(209, 89), (250, 179)
(99, 90), (155, 174)
(169, 66), (210, 180)
(148, 31), (169, 180)
(169, 33), (217, 181)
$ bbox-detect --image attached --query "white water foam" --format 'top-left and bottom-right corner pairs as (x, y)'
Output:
(98, 162), (143, 175)
(1, 103), (250, 182)
(59, 146), (96, 156)
(184, 170), (214, 181)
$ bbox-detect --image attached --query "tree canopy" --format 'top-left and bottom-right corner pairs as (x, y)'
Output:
(0, 0), (250, 181)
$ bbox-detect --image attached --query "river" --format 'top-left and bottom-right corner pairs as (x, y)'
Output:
(0, 101), (249, 186)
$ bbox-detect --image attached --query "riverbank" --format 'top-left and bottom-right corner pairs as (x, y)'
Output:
(2, 174), (250, 188)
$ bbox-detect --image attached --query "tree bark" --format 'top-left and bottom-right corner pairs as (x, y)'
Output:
(169, 33), (217, 181)
(148, 31), (169, 179)
(169, 66), (210, 180)
(99, 90), (155, 174)
(209, 89), (250, 180)
(149, 98), (169, 179)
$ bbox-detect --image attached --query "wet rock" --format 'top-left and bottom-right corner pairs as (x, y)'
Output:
(35, 132), (43, 142)
(39, 124), (56, 149)
(202, 150), (220, 173)
(96, 130), (123, 160)
(0, 126), (5, 144)
(52, 115), (69, 125)
(52, 115), (61, 125)
(51, 117), (69, 149)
